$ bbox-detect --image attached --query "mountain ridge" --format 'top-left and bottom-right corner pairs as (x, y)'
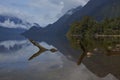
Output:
(23, 0), (120, 37)
(22, 0), (120, 79)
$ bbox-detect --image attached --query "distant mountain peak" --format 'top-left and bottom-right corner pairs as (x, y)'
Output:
(66, 9), (75, 15)
(33, 23), (41, 27)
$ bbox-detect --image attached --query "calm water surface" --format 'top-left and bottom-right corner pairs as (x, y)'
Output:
(0, 39), (119, 80)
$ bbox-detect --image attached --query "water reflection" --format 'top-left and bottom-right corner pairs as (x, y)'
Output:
(28, 39), (58, 60)
(0, 38), (119, 80)
(26, 38), (120, 80)
(0, 40), (29, 53)
(77, 38), (120, 65)
(71, 36), (120, 79)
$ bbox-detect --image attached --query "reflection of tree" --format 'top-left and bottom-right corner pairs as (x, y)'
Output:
(73, 37), (120, 65)
(28, 39), (58, 61)
(67, 17), (120, 64)
(67, 17), (120, 79)
(77, 40), (87, 65)
(68, 31), (120, 65)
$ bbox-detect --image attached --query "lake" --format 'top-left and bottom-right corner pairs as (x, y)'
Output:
(0, 35), (119, 80)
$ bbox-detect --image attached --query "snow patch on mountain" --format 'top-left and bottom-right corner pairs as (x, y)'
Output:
(65, 6), (82, 16)
(66, 10), (74, 15)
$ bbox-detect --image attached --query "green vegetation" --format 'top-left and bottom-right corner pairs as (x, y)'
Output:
(67, 16), (120, 53)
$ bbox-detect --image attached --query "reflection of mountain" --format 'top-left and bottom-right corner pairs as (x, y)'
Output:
(0, 26), (26, 40)
(0, 14), (27, 41)
(0, 40), (29, 53)
(83, 53), (120, 78)
(73, 36), (120, 78)
(22, 0), (120, 79)
(0, 40), (118, 80)
(0, 26), (27, 41)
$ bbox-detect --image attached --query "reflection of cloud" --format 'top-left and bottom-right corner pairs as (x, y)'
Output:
(0, 40), (36, 63)
(0, 40), (58, 62)
(0, 41), (118, 80)
(28, 52), (64, 70)
(0, 40), (28, 49)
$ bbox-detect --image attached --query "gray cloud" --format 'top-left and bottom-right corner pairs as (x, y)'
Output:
(50, 0), (89, 14)
(0, 0), (89, 27)
(28, 0), (89, 26)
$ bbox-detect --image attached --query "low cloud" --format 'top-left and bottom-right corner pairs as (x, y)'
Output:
(0, 0), (89, 27)
(0, 18), (28, 29)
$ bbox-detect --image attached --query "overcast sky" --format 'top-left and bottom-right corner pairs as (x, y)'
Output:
(0, 0), (89, 27)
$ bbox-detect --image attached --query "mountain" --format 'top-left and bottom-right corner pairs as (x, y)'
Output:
(0, 14), (37, 41)
(22, 0), (120, 60)
(23, 0), (120, 50)
(69, 0), (120, 22)
(23, 6), (82, 36)
(23, 0), (120, 37)
(22, 0), (120, 79)
(0, 23), (26, 41)
(21, 23), (43, 38)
